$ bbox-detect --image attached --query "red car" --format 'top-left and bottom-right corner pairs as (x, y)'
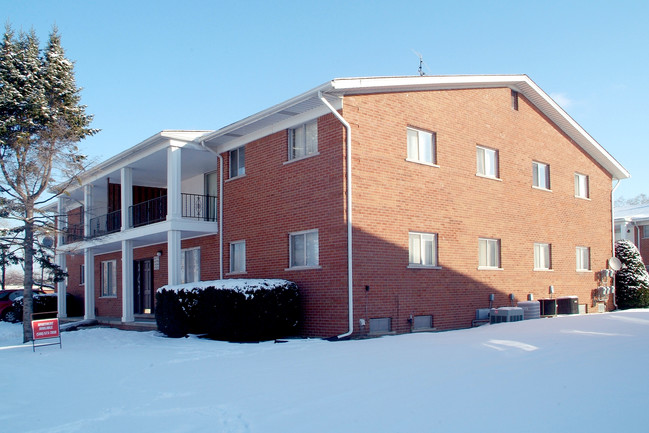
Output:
(0, 289), (45, 322)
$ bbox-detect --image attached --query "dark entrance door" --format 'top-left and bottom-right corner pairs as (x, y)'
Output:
(134, 259), (154, 314)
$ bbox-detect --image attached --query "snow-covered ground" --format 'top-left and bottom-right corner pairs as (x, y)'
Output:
(2, 310), (648, 433)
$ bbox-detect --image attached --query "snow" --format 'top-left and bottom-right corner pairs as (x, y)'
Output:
(2, 310), (649, 432)
(158, 278), (293, 296)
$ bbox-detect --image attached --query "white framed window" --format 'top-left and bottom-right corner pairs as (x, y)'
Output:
(534, 243), (552, 270)
(229, 241), (246, 274)
(100, 260), (117, 297)
(229, 146), (245, 178)
(479, 238), (501, 269)
(80, 264), (85, 285)
(511, 90), (519, 111)
(289, 229), (319, 269)
(576, 246), (591, 271)
(408, 232), (438, 267)
(574, 173), (589, 199)
(532, 161), (550, 190)
(181, 247), (201, 284)
(476, 146), (499, 178)
(289, 120), (318, 160)
(407, 127), (436, 165)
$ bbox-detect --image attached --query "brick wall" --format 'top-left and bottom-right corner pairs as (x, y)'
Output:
(344, 87), (613, 334)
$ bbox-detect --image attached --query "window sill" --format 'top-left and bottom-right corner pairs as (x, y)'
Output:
(407, 265), (442, 270)
(576, 269), (593, 273)
(477, 266), (503, 271)
(226, 271), (247, 276)
(285, 265), (322, 271)
(405, 158), (439, 168)
(532, 186), (552, 192)
(476, 174), (502, 182)
(99, 295), (117, 299)
(284, 152), (320, 165)
(533, 268), (553, 272)
(575, 195), (591, 201)
(225, 174), (246, 183)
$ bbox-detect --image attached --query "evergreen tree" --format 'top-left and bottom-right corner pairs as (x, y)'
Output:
(615, 240), (649, 309)
(0, 25), (97, 341)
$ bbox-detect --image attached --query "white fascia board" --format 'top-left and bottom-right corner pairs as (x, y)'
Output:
(208, 102), (341, 154)
(201, 82), (334, 144)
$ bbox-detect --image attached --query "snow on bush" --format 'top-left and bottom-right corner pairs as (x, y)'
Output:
(155, 279), (300, 341)
(615, 240), (649, 309)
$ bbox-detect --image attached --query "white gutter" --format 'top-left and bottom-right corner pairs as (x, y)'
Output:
(200, 141), (224, 279)
(319, 91), (354, 339)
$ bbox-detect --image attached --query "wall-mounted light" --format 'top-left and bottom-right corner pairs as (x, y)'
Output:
(157, 250), (163, 257)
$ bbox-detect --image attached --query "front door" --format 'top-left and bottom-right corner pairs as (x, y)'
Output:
(134, 259), (154, 315)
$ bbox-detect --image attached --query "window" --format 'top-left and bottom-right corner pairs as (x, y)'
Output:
(230, 241), (246, 274)
(181, 247), (200, 283)
(289, 120), (318, 160)
(476, 146), (499, 178)
(407, 127), (436, 164)
(532, 161), (550, 190)
(408, 232), (438, 267)
(534, 243), (552, 270)
(100, 260), (117, 297)
(369, 317), (392, 334)
(412, 315), (434, 331)
(289, 229), (319, 268)
(576, 246), (591, 271)
(574, 173), (589, 198)
(643, 226), (649, 239)
(511, 90), (519, 111)
(229, 146), (245, 178)
(479, 238), (501, 269)
(80, 264), (85, 285)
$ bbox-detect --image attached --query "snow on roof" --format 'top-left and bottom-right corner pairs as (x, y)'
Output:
(615, 203), (649, 222)
(158, 279), (294, 295)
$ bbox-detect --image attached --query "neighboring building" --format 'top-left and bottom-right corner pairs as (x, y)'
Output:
(615, 204), (649, 266)
(53, 75), (630, 338)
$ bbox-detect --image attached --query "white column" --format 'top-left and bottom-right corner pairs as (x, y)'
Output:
(122, 240), (134, 322)
(84, 184), (93, 237)
(168, 230), (181, 286)
(56, 198), (67, 317)
(84, 248), (95, 320)
(167, 146), (182, 221)
(56, 254), (67, 318)
(121, 167), (133, 231)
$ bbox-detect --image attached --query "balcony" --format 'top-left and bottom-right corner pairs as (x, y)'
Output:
(89, 210), (122, 238)
(130, 196), (167, 228)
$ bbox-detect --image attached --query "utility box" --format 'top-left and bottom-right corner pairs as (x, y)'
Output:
(557, 296), (579, 314)
(539, 299), (557, 317)
(490, 307), (524, 324)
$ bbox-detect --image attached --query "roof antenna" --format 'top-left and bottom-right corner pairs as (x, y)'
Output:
(412, 50), (427, 76)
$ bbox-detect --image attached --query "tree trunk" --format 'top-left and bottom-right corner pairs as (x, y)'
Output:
(22, 204), (35, 343)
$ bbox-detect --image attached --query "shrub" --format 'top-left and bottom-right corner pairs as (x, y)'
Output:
(10, 293), (83, 322)
(155, 279), (300, 342)
(615, 240), (649, 309)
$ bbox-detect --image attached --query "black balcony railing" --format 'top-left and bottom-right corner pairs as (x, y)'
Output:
(63, 224), (84, 244)
(89, 210), (122, 238)
(130, 195), (167, 228)
(182, 193), (217, 221)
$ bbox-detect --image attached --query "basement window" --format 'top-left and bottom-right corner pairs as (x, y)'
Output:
(369, 317), (392, 334)
(412, 315), (434, 331)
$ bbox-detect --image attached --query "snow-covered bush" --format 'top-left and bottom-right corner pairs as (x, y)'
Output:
(615, 240), (649, 309)
(155, 279), (300, 341)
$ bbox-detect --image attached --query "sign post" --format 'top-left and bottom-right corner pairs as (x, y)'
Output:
(32, 312), (62, 352)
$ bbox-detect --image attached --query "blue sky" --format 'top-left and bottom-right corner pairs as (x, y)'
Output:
(3, 0), (648, 200)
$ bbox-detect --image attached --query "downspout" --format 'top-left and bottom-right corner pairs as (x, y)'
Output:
(201, 141), (224, 279)
(611, 178), (621, 309)
(319, 91), (354, 339)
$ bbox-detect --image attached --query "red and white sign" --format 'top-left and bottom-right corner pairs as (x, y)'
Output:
(32, 318), (60, 340)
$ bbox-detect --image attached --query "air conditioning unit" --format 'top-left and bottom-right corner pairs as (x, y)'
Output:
(539, 299), (557, 317)
(557, 296), (579, 315)
(490, 307), (524, 324)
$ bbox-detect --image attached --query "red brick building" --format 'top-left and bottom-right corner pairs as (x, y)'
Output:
(54, 75), (630, 337)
